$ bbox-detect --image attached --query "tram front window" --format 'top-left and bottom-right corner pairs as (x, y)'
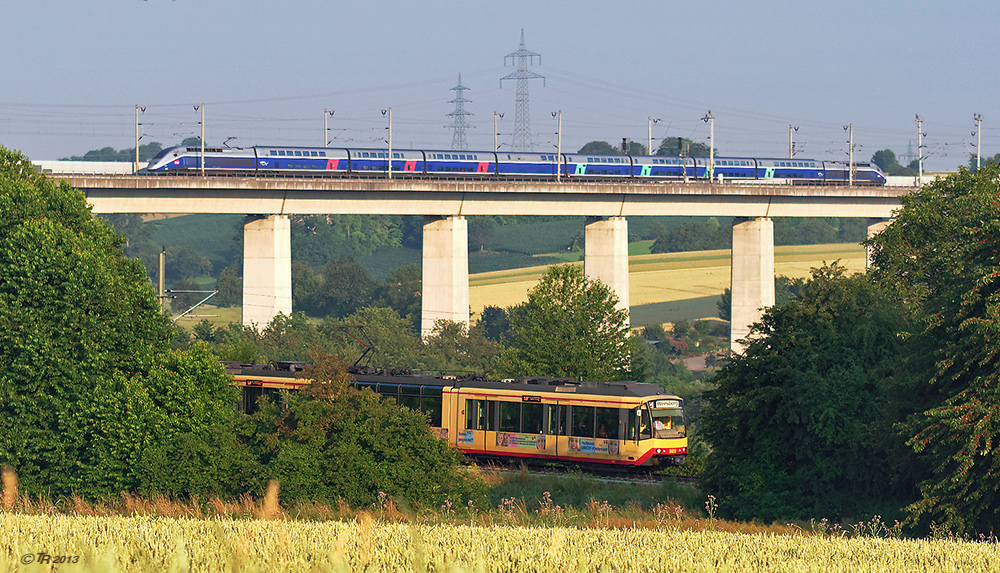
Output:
(649, 399), (685, 439)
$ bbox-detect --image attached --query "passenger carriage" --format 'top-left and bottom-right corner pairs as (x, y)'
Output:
(424, 150), (496, 176)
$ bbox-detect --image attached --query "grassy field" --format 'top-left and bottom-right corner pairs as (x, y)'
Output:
(470, 243), (866, 323)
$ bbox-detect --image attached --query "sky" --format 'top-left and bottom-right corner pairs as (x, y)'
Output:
(2, 0), (997, 171)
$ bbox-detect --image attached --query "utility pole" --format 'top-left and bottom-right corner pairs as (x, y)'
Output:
(494, 111), (504, 151)
(134, 105), (145, 174)
(702, 111), (714, 181)
(843, 124), (854, 186)
(158, 247), (166, 312)
(324, 109), (335, 147)
(551, 110), (562, 182)
(974, 113), (983, 171)
(788, 125), (798, 158)
(648, 117), (661, 156)
(194, 104), (205, 176)
(915, 115), (925, 184)
(382, 108), (392, 179)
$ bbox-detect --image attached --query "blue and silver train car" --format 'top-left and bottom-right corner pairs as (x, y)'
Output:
(254, 146), (346, 173)
(346, 148), (425, 175)
(147, 146), (257, 172)
(562, 154), (632, 178)
(495, 152), (560, 177)
(754, 158), (824, 182)
(424, 150), (496, 175)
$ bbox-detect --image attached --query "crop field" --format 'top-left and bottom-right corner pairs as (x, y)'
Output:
(470, 243), (866, 322)
(2, 513), (997, 572)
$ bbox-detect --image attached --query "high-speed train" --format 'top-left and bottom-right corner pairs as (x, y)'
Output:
(146, 144), (887, 185)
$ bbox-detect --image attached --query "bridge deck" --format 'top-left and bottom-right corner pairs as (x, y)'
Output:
(57, 175), (907, 218)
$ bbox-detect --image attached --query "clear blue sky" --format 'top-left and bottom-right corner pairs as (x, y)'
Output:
(2, 0), (997, 171)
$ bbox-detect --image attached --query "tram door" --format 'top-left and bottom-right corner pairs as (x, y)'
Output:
(460, 395), (488, 454)
(544, 403), (567, 458)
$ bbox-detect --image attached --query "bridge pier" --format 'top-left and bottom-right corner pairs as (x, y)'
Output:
(866, 219), (892, 269)
(242, 214), (292, 329)
(584, 216), (630, 326)
(421, 215), (470, 337)
(730, 217), (775, 353)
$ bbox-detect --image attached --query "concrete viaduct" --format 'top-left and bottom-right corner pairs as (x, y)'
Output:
(58, 173), (905, 351)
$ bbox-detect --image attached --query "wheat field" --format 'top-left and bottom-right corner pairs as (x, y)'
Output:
(2, 513), (996, 572)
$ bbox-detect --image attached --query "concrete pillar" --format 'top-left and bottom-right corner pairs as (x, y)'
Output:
(421, 215), (469, 337)
(730, 217), (775, 353)
(584, 216), (630, 326)
(242, 214), (292, 329)
(866, 219), (892, 270)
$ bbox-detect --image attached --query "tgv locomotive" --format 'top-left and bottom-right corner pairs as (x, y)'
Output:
(147, 144), (887, 185)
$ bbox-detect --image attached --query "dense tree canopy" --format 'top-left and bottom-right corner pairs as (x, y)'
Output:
(701, 264), (911, 522)
(869, 163), (1000, 534)
(242, 352), (482, 507)
(0, 147), (248, 498)
(494, 265), (637, 381)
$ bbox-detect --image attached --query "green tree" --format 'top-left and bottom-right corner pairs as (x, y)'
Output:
(309, 257), (377, 318)
(577, 141), (621, 155)
(468, 216), (498, 251)
(215, 264), (242, 307)
(967, 153), (1000, 172)
(871, 149), (916, 176)
(0, 147), (246, 498)
(657, 137), (713, 157)
(494, 265), (637, 381)
(376, 264), (421, 324)
(244, 351), (482, 506)
(166, 246), (212, 281)
(650, 219), (730, 253)
(478, 306), (511, 344)
(701, 264), (911, 522)
(62, 142), (164, 163)
(292, 214), (403, 267)
(423, 320), (499, 375)
(869, 163), (1000, 534)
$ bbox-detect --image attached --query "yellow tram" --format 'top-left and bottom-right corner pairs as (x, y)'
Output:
(228, 363), (687, 468)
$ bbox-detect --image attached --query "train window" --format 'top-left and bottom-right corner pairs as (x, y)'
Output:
(355, 380), (377, 393)
(650, 401), (686, 439)
(486, 400), (498, 431)
(465, 399), (487, 430)
(642, 407), (653, 440)
(423, 394), (442, 426)
(596, 407), (619, 440)
(376, 383), (399, 405)
(545, 404), (565, 436)
(499, 401), (519, 432)
(522, 402), (543, 434)
(571, 406), (595, 438)
(399, 384), (420, 411)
